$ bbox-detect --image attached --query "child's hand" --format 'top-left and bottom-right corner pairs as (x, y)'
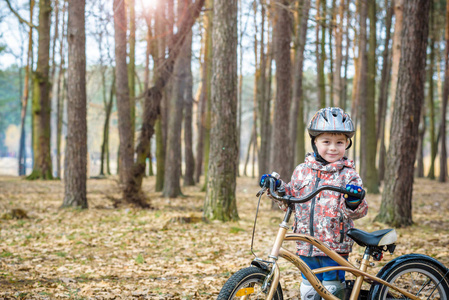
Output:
(259, 174), (281, 189)
(344, 184), (363, 209)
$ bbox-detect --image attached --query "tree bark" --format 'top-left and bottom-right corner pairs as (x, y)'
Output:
(270, 0), (292, 181)
(114, 0), (134, 192)
(389, 0), (403, 113)
(439, 0), (449, 182)
(364, 0), (379, 193)
(128, 0), (136, 145)
(163, 1), (191, 198)
(375, 0), (430, 227)
(18, 0), (34, 176)
(63, 0), (87, 208)
(56, 1), (67, 179)
(28, 0), (53, 180)
(358, 0), (368, 179)
(204, 0), (239, 221)
(290, 0), (310, 169)
(257, 0), (268, 178)
(183, 30), (195, 186)
(377, 0), (393, 182)
(416, 107), (426, 178)
(100, 72), (115, 176)
(427, 5), (436, 180)
(332, 0), (344, 107)
(154, 1), (166, 192)
(316, 0), (326, 108)
(195, 0), (213, 184)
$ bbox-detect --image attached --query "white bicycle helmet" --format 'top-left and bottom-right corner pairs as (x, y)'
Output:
(307, 107), (355, 138)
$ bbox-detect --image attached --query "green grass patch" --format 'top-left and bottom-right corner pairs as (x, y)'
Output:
(135, 253), (145, 264)
(55, 252), (67, 257)
(0, 251), (13, 257)
(230, 226), (245, 234)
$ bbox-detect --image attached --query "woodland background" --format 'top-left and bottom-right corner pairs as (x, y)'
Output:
(0, 0), (448, 298)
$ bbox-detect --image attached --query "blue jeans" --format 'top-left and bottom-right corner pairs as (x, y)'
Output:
(300, 255), (348, 282)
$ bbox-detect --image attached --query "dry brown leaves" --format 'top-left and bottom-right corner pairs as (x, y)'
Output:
(0, 176), (448, 299)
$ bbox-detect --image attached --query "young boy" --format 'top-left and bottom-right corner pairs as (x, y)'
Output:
(261, 107), (368, 299)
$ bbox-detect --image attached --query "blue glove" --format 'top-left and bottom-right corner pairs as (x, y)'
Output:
(344, 184), (363, 209)
(260, 174), (281, 189)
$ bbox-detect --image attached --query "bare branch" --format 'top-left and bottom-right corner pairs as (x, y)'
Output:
(4, 0), (37, 28)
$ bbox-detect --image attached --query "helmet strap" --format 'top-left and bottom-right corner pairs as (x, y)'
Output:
(346, 139), (352, 150)
(311, 137), (330, 165)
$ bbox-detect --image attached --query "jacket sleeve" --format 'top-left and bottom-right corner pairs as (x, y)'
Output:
(342, 171), (368, 220)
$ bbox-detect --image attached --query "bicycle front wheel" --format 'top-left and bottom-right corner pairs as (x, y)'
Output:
(217, 267), (283, 300)
(369, 259), (449, 300)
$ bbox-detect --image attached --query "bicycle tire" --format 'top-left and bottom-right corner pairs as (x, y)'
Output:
(369, 259), (449, 300)
(217, 266), (284, 300)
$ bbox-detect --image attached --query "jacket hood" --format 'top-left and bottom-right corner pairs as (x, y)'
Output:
(304, 152), (354, 172)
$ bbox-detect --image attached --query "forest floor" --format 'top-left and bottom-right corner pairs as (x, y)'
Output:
(0, 175), (448, 299)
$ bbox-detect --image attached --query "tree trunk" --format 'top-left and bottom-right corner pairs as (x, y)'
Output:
(416, 108), (426, 177)
(28, 0), (53, 180)
(18, 0), (34, 176)
(328, 0), (335, 106)
(195, 0), (213, 184)
(364, 0), (379, 193)
(183, 30), (195, 186)
(56, 1), (67, 180)
(358, 0), (368, 179)
(257, 0), (269, 178)
(332, 0), (344, 107)
(316, 0), (326, 108)
(163, 1), (191, 198)
(290, 0), (310, 169)
(377, 0), (393, 182)
(204, 0), (239, 221)
(270, 0), (292, 181)
(128, 0), (136, 146)
(124, 0), (205, 205)
(114, 0), (134, 194)
(243, 127), (255, 176)
(389, 0), (403, 113)
(341, 0), (350, 111)
(63, 0), (87, 208)
(154, 1), (166, 192)
(439, 0), (449, 183)
(427, 6), (436, 180)
(375, 0), (430, 227)
(100, 72), (115, 176)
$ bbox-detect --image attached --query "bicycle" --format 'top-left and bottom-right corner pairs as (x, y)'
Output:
(217, 173), (449, 300)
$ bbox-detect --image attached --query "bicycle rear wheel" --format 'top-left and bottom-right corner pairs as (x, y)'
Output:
(369, 259), (449, 300)
(217, 266), (283, 300)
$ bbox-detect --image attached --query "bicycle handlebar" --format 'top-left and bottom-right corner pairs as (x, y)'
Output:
(266, 177), (365, 204)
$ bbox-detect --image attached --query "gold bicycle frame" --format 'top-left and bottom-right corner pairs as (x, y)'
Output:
(263, 224), (420, 300)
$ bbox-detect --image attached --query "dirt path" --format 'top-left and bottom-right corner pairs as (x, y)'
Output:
(0, 176), (448, 299)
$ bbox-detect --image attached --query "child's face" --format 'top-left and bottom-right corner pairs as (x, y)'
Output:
(314, 133), (349, 163)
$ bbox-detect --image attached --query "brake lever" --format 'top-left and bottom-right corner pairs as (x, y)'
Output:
(256, 187), (267, 197)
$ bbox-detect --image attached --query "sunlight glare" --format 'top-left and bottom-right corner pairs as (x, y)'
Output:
(141, 0), (158, 11)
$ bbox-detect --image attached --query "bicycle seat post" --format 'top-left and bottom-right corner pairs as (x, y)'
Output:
(350, 247), (372, 300)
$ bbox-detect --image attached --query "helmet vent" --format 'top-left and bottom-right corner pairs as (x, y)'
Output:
(321, 111), (328, 122)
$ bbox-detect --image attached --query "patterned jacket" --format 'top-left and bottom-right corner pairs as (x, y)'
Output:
(279, 153), (368, 256)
